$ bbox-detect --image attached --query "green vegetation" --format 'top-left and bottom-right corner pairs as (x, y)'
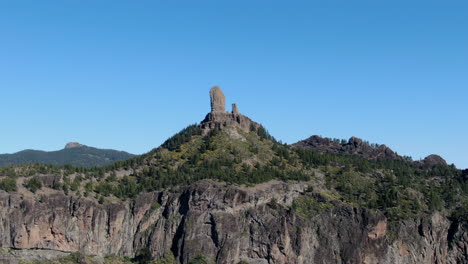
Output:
(0, 146), (135, 168)
(12, 251), (217, 264)
(161, 124), (202, 151)
(188, 256), (214, 264)
(14, 252), (138, 264)
(296, 147), (467, 221)
(83, 125), (309, 199)
(24, 177), (42, 193)
(1, 123), (466, 225)
(292, 196), (334, 218)
(0, 177), (17, 192)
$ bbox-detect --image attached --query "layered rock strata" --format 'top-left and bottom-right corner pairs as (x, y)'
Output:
(0, 180), (466, 264)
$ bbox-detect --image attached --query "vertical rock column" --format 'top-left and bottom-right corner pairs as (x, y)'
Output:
(232, 104), (239, 115)
(210, 86), (226, 112)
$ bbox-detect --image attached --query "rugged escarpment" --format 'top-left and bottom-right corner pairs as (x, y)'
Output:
(292, 135), (402, 161)
(200, 86), (261, 134)
(1, 86), (466, 264)
(0, 180), (466, 264)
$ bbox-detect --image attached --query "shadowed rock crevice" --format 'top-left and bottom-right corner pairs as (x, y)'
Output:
(0, 180), (467, 263)
(170, 216), (187, 263)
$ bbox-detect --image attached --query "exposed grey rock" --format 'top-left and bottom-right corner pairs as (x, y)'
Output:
(64, 142), (85, 149)
(292, 135), (402, 160)
(202, 87), (260, 134)
(210, 86), (226, 113)
(0, 180), (466, 263)
(200, 111), (260, 134)
(232, 103), (239, 115)
(418, 154), (448, 169)
(0, 249), (70, 264)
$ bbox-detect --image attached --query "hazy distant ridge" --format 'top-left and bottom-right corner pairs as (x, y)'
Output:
(0, 143), (135, 168)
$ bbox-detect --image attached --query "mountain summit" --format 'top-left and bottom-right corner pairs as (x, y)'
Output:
(200, 86), (260, 134)
(0, 86), (466, 264)
(64, 142), (85, 149)
(0, 144), (134, 168)
(292, 135), (402, 160)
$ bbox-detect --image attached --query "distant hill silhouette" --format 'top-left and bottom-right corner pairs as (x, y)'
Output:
(0, 142), (135, 168)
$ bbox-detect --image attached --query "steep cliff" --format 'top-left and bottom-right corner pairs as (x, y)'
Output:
(0, 180), (466, 264)
(1, 87), (466, 264)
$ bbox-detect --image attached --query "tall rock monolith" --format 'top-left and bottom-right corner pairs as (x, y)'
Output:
(210, 86), (226, 112)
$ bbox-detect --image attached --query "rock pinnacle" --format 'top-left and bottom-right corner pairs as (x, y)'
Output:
(210, 86), (226, 112)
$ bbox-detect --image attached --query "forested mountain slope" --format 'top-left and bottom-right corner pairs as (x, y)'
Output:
(0, 142), (135, 168)
(0, 87), (466, 264)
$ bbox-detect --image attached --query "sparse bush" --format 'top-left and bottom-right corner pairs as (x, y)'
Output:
(0, 177), (17, 192)
(24, 177), (42, 193)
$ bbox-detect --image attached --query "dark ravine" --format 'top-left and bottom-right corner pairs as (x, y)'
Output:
(0, 180), (466, 264)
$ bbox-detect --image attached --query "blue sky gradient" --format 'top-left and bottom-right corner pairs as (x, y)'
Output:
(1, 1), (467, 168)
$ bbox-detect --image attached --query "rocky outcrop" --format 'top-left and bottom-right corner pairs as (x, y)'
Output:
(210, 86), (226, 113)
(232, 103), (239, 115)
(64, 142), (85, 149)
(418, 154), (448, 169)
(292, 135), (402, 161)
(200, 112), (260, 134)
(201, 87), (260, 134)
(0, 180), (466, 263)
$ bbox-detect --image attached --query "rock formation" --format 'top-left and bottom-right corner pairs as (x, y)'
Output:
(0, 180), (466, 263)
(292, 135), (402, 161)
(418, 154), (448, 169)
(209, 86), (226, 113)
(232, 103), (239, 115)
(201, 87), (260, 134)
(64, 142), (85, 149)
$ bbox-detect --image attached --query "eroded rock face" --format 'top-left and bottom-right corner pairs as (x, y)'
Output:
(292, 135), (402, 161)
(232, 103), (239, 115)
(200, 111), (260, 134)
(201, 87), (260, 134)
(210, 86), (226, 113)
(64, 142), (85, 149)
(418, 154), (448, 169)
(0, 180), (466, 264)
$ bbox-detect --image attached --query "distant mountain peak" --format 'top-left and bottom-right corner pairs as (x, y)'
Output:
(64, 142), (85, 149)
(0, 143), (134, 168)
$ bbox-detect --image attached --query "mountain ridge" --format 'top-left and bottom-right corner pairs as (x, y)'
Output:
(0, 86), (466, 264)
(291, 134), (449, 169)
(0, 143), (135, 168)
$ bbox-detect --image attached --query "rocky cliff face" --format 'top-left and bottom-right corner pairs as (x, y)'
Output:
(0, 180), (466, 264)
(417, 154), (448, 169)
(292, 135), (402, 161)
(201, 86), (260, 134)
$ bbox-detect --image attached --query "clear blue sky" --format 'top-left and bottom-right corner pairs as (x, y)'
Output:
(1, 1), (467, 169)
